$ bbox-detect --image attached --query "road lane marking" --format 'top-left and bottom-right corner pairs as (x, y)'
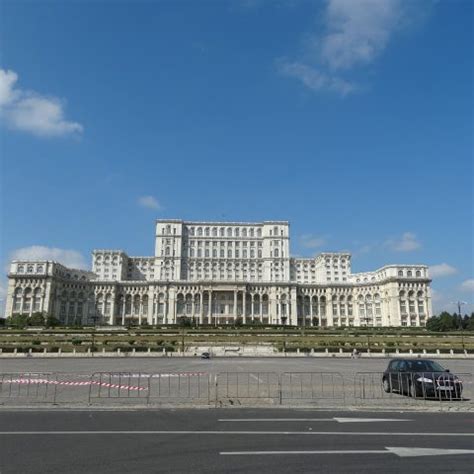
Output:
(220, 447), (474, 457)
(218, 418), (413, 423)
(0, 431), (471, 436)
(249, 374), (264, 383)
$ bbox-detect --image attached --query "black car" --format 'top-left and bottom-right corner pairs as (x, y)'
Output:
(201, 352), (211, 359)
(382, 359), (463, 399)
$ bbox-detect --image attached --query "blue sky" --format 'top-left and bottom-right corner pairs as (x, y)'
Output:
(0, 0), (472, 314)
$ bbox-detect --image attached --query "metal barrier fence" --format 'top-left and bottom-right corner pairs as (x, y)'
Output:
(354, 371), (473, 407)
(216, 372), (280, 405)
(0, 372), (92, 405)
(280, 372), (346, 405)
(0, 371), (472, 408)
(88, 372), (210, 405)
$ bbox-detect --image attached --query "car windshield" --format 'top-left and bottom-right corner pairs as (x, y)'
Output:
(406, 360), (445, 372)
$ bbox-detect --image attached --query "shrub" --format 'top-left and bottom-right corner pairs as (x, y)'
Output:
(71, 338), (82, 346)
(7, 314), (29, 328)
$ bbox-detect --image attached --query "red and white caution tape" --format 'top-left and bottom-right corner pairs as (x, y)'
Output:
(3, 378), (147, 391)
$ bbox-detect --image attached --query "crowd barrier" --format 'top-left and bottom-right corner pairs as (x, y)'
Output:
(0, 371), (472, 408)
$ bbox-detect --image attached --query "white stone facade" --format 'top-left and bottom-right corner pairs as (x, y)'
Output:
(5, 219), (432, 327)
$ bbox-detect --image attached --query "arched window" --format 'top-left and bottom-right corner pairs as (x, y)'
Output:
(242, 228), (247, 237)
(197, 227), (203, 236)
(249, 228), (254, 237)
(33, 288), (42, 312)
(416, 270), (421, 277)
(398, 270), (403, 277)
(105, 294), (112, 315)
(27, 265), (34, 273)
(212, 227), (217, 236)
(227, 227), (232, 237)
(257, 228), (262, 237)
(274, 248), (279, 258)
(133, 295), (140, 315)
(219, 227), (224, 236)
(407, 270), (412, 277)
(125, 295), (132, 315)
(13, 288), (22, 312)
(23, 288), (32, 312)
(205, 227), (210, 236)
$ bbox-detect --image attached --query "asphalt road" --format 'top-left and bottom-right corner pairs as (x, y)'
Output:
(0, 409), (472, 473)
(1, 356), (472, 378)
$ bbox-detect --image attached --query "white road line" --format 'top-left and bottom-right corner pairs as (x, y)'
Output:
(221, 450), (387, 456)
(218, 418), (413, 423)
(249, 374), (264, 383)
(220, 447), (474, 458)
(0, 431), (471, 436)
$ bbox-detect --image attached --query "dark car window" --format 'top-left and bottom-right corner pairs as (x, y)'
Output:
(398, 361), (407, 371)
(389, 361), (399, 371)
(406, 360), (445, 372)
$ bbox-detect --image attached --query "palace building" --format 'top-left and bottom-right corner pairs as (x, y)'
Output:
(5, 219), (432, 327)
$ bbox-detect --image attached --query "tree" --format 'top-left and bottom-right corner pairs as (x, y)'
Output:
(29, 312), (46, 326)
(7, 313), (29, 328)
(45, 315), (61, 328)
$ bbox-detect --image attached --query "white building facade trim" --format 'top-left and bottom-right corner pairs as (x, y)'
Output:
(5, 220), (432, 327)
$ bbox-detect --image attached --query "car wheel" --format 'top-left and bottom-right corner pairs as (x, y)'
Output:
(382, 378), (391, 393)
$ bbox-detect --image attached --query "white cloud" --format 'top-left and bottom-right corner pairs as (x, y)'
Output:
(0, 68), (83, 137)
(460, 279), (474, 293)
(385, 232), (421, 252)
(320, 0), (402, 71)
(277, 60), (356, 96)
(300, 234), (327, 249)
(9, 246), (88, 270)
(138, 195), (162, 211)
(278, 0), (428, 96)
(428, 263), (457, 278)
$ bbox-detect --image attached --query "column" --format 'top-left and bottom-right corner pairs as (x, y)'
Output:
(199, 290), (204, 325)
(110, 292), (115, 326)
(233, 290), (237, 320)
(326, 289), (334, 327)
(121, 296), (126, 326)
(289, 287), (298, 326)
(209, 290), (213, 324)
(250, 293), (254, 321)
(309, 296), (313, 326)
(138, 295), (142, 325)
(168, 287), (176, 324)
(147, 289), (154, 325)
(242, 292), (247, 324)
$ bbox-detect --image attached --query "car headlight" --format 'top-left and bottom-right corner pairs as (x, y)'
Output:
(416, 377), (433, 383)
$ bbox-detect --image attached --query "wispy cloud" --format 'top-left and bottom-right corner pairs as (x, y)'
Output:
(277, 60), (356, 96)
(460, 279), (474, 293)
(385, 232), (421, 252)
(320, 0), (403, 71)
(300, 234), (327, 249)
(278, 0), (430, 96)
(138, 195), (163, 211)
(8, 246), (88, 270)
(428, 263), (457, 278)
(0, 69), (83, 137)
